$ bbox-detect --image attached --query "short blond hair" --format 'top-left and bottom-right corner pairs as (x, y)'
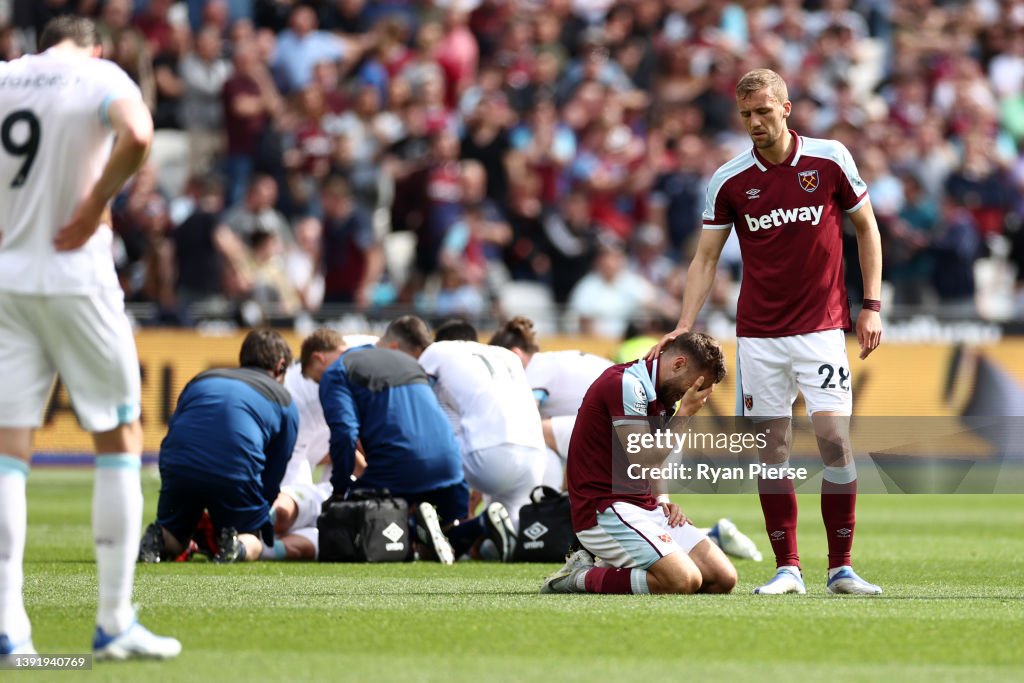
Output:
(300, 328), (345, 373)
(735, 68), (789, 104)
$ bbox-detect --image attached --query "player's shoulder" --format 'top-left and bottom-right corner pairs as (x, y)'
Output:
(0, 53), (30, 73)
(798, 135), (852, 164)
(708, 149), (759, 196)
(710, 148), (758, 182)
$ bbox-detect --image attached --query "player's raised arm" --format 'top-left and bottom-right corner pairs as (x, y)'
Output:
(848, 197), (883, 359)
(646, 227), (731, 359)
(54, 97), (153, 251)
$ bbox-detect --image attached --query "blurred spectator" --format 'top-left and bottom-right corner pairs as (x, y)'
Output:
(181, 25), (232, 176)
(439, 161), (513, 299)
(320, 175), (383, 309)
(460, 91), (512, 205)
(568, 236), (658, 339)
(649, 133), (706, 259)
(285, 216), (325, 313)
(944, 134), (1014, 237)
(151, 19), (189, 130)
(435, 8), (479, 107)
(628, 223), (676, 291)
(135, 0), (175, 56)
(271, 5), (347, 94)
(332, 81), (402, 168)
(508, 97), (576, 205)
(413, 129), (463, 279)
(222, 40), (281, 205)
(98, 0), (156, 109)
(888, 173), (939, 306)
(247, 229), (301, 318)
(931, 196), (981, 317)
(538, 190), (598, 305)
(174, 177), (251, 316)
(223, 174), (291, 243)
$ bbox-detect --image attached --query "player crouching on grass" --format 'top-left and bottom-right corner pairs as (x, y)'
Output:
(542, 332), (737, 595)
(267, 331), (380, 561)
(138, 330), (299, 563)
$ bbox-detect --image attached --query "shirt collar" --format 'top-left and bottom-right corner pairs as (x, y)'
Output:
(750, 129), (802, 172)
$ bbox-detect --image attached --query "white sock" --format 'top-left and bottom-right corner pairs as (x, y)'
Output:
(259, 540), (286, 560)
(573, 569), (590, 592)
(0, 456), (31, 643)
(93, 454), (143, 635)
(779, 565), (802, 576)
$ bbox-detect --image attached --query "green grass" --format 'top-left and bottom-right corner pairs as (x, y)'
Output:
(18, 469), (1024, 682)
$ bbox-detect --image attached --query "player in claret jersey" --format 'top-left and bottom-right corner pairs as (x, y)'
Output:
(541, 332), (736, 595)
(650, 69), (884, 595)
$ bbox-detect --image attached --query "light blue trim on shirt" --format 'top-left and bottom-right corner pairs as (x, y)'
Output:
(99, 94), (117, 127)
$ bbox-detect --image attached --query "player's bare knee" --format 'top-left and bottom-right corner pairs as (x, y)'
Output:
(649, 558), (702, 594)
(272, 494), (297, 535)
(92, 420), (143, 454)
(671, 567), (703, 594)
(240, 534), (264, 562)
(703, 564), (738, 594)
(0, 428), (33, 461)
(281, 535), (316, 561)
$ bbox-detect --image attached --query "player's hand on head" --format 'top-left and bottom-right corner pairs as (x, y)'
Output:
(645, 327), (687, 361)
(857, 310), (882, 360)
(679, 376), (713, 416)
(659, 501), (687, 527)
(54, 195), (107, 252)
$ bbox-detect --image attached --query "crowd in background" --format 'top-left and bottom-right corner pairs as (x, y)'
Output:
(2, 0), (1024, 335)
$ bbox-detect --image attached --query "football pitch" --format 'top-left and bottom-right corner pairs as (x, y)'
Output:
(18, 469), (1024, 682)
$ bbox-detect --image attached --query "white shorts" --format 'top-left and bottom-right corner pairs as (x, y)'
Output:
(549, 415), (575, 462)
(463, 443), (547, 529)
(576, 501), (706, 570)
(540, 448), (563, 490)
(736, 329), (853, 418)
(280, 482), (331, 531)
(0, 290), (141, 432)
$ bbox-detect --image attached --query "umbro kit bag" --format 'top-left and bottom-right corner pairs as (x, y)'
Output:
(515, 486), (579, 562)
(317, 489), (412, 562)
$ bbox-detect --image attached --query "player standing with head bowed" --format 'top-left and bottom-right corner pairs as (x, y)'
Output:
(0, 16), (180, 659)
(648, 68), (884, 595)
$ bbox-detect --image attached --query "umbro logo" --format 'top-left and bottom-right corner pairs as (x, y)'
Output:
(836, 528), (852, 538)
(745, 188), (761, 199)
(770, 530), (786, 540)
(523, 522), (549, 541)
(382, 522), (405, 543)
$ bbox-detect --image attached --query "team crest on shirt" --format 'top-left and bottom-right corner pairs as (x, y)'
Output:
(743, 394), (754, 411)
(797, 170), (820, 193)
